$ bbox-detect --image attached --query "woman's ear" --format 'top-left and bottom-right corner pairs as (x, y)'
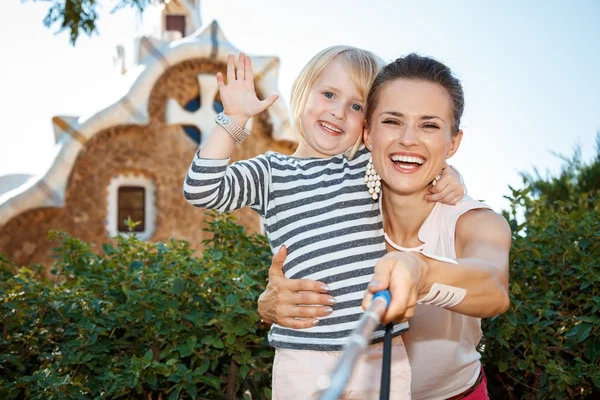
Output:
(446, 130), (463, 160)
(363, 123), (373, 151)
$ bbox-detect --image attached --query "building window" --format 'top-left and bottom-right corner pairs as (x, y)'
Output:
(107, 175), (156, 241)
(117, 186), (146, 232)
(166, 15), (186, 37)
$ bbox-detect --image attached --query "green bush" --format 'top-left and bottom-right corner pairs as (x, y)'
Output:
(0, 212), (273, 400)
(482, 137), (600, 399)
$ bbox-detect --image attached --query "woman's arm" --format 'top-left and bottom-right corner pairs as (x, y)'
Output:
(258, 247), (336, 329)
(364, 209), (511, 323)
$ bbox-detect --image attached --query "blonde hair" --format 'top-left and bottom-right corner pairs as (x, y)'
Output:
(290, 46), (384, 159)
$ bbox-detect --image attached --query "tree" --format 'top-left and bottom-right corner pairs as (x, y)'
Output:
(26, 0), (161, 45)
(485, 132), (600, 399)
(521, 131), (600, 215)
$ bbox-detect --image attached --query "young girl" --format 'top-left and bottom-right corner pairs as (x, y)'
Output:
(183, 47), (464, 399)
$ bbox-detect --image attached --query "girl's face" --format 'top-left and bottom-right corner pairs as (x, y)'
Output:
(299, 59), (366, 158)
(365, 78), (463, 196)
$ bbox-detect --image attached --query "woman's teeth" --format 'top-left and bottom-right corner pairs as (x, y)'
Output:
(390, 155), (425, 166)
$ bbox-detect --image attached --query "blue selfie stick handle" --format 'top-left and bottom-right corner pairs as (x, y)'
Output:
(372, 290), (391, 309)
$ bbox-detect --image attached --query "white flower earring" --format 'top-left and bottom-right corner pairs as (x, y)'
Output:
(364, 156), (381, 200)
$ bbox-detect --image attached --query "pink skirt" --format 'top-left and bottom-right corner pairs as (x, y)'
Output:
(272, 335), (411, 400)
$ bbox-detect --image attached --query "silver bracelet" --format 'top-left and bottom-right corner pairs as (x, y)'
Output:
(215, 112), (250, 144)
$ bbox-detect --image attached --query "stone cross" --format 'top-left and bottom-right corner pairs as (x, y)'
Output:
(165, 73), (218, 147)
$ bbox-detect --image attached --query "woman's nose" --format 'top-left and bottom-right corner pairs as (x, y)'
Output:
(398, 125), (419, 146)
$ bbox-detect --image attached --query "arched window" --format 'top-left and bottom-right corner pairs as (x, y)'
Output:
(107, 175), (156, 241)
(117, 186), (146, 232)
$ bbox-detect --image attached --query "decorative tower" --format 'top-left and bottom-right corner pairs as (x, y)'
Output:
(115, 0), (203, 75)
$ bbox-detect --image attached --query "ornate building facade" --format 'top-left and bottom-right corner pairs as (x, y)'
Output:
(0, 0), (297, 266)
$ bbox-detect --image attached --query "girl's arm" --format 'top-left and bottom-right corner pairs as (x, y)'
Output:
(199, 53), (278, 160)
(183, 153), (271, 214)
(364, 209), (511, 323)
(183, 53), (278, 215)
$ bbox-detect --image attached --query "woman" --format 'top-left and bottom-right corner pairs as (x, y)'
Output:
(258, 54), (511, 399)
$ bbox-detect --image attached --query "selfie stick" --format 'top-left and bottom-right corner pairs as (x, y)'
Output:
(318, 290), (391, 400)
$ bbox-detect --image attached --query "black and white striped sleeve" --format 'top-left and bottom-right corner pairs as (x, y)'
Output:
(182, 152), (271, 216)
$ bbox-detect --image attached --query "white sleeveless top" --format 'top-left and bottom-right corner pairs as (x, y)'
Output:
(382, 195), (492, 400)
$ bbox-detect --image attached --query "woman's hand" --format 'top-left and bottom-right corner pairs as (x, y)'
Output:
(425, 163), (465, 204)
(217, 53), (279, 121)
(362, 251), (428, 324)
(258, 246), (336, 329)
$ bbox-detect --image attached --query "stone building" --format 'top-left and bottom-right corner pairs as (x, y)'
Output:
(0, 0), (297, 266)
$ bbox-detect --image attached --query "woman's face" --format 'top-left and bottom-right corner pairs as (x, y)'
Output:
(364, 78), (463, 196)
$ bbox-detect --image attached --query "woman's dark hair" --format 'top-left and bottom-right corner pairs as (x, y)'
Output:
(365, 53), (464, 135)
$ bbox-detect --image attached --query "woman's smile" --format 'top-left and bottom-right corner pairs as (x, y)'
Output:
(389, 151), (426, 173)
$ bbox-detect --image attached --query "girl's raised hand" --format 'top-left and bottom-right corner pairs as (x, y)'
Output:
(425, 164), (466, 205)
(216, 53), (279, 120)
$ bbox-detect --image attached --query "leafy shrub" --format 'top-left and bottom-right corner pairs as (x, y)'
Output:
(0, 212), (273, 400)
(482, 138), (600, 399)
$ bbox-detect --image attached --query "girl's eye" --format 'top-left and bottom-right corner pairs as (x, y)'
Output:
(423, 124), (439, 130)
(324, 91), (334, 99)
(383, 119), (400, 125)
(351, 104), (363, 112)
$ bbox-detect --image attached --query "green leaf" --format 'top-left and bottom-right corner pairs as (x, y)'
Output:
(198, 375), (222, 390)
(186, 335), (197, 349)
(264, 387), (272, 399)
(240, 364), (250, 379)
(576, 324), (593, 343)
(168, 386), (181, 400)
(226, 335), (236, 346)
(102, 243), (115, 254)
(498, 360), (508, 372)
(129, 260), (144, 272)
(226, 293), (239, 306)
(144, 349), (153, 363)
(178, 345), (193, 357)
(196, 359), (210, 376)
(186, 384), (197, 400)
(144, 309), (153, 323)
(167, 358), (179, 366)
(173, 278), (184, 296)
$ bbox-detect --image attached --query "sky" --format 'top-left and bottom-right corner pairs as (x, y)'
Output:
(0, 0), (599, 213)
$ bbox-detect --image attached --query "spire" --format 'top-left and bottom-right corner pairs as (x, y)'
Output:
(114, 0), (205, 75)
(180, 0), (202, 31)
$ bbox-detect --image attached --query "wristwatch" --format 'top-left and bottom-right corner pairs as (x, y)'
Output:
(215, 112), (250, 144)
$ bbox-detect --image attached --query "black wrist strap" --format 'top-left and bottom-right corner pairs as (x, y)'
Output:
(380, 322), (393, 400)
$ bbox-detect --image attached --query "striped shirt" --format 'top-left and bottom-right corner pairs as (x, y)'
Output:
(183, 146), (408, 350)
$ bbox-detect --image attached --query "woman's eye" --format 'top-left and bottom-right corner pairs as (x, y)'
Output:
(423, 124), (439, 130)
(383, 119), (399, 125)
(324, 91), (334, 99)
(351, 104), (363, 112)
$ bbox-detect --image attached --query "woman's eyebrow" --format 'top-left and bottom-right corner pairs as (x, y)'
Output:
(422, 115), (444, 121)
(380, 111), (403, 117)
(380, 112), (445, 123)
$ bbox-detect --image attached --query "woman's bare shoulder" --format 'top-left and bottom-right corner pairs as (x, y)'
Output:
(455, 208), (512, 248)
